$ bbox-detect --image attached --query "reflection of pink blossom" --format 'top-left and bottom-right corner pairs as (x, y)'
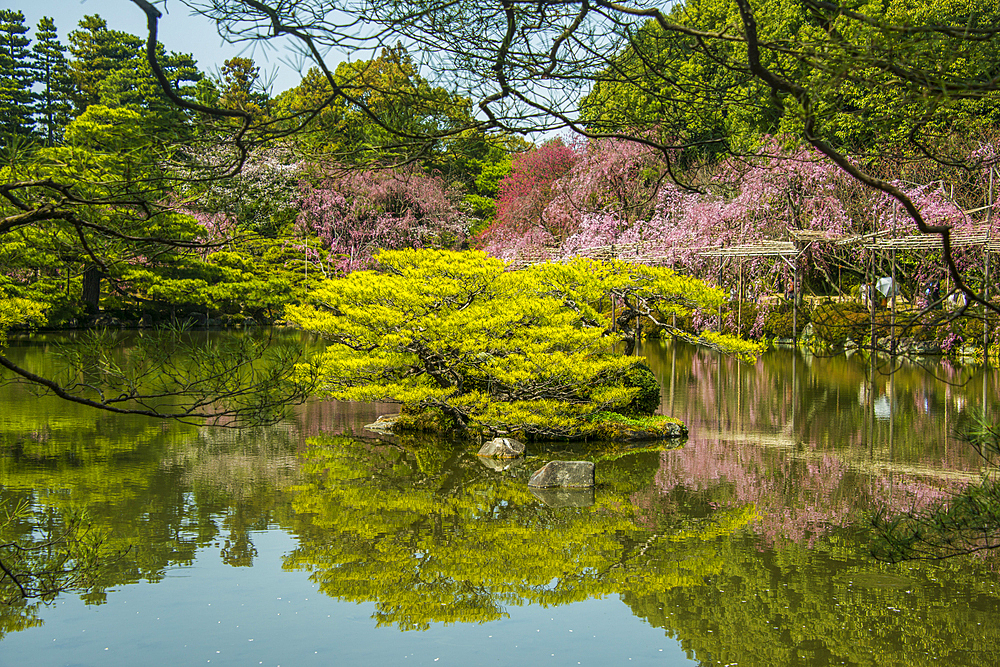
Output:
(644, 437), (969, 547)
(648, 439), (854, 545)
(868, 474), (966, 516)
(634, 341), (991, 545)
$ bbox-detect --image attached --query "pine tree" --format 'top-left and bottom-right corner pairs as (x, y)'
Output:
(31, 17), (74, 145)
(67, 15), (201, 137)
(0, 9), (35, 144)
(67, 15), (144, 114)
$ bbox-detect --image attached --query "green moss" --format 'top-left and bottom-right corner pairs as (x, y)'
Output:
(386, 406), (686, 443)
(584, 411), (687, 441)
(812, 302), (871, 344)
(394, 406), (455, 432)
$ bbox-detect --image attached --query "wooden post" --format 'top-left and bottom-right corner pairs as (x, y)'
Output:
(986, 248), (992, 362)
(634, 296), (640, 356)
(890, 205), (897, 355)
(870, 245), (876, 353)
(891, 246), (897, 356)
(985, 166), (993, 364)
(737, 260), (743, 336)
(718, 256), (723, 330)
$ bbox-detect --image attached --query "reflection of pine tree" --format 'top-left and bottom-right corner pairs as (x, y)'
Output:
(282, 435), (749, 630)
(622, 533), (1000, 667)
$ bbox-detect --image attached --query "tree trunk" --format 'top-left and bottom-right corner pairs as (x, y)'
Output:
(81, 265), (102, 314)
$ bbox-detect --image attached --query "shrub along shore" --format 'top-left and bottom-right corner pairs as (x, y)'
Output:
(645, 295), (1000, 364)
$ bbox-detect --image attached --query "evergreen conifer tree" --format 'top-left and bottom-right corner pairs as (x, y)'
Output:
(31, 17), (74, 146)
(0, 10), (35, 145)
(67, 15), (144, 114)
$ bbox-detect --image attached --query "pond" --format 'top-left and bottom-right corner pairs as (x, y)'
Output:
(1, 334), (999, 666)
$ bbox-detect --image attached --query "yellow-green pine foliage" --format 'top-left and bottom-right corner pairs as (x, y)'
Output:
(289, 249), (756, 437)
(0, 295), (44, 348)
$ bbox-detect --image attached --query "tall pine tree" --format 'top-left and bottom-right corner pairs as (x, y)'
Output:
(67, 15), (201, 137)
(67, 15), (144, 114)
(0, 10), (35, 145)
(31, 17), (74, 146)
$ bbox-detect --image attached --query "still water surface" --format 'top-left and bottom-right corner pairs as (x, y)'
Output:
(1, 336), (999, 666)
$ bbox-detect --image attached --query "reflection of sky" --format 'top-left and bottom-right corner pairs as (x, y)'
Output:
(873, 395), (891, 421)
(1, 528), (697, 666)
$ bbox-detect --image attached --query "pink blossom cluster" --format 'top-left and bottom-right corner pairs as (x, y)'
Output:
(296, 166), (469, 273)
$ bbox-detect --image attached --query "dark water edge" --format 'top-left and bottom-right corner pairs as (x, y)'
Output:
(0, 335), (998, 666)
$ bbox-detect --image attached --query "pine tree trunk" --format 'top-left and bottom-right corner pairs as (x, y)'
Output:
(81, 265), (102, 314)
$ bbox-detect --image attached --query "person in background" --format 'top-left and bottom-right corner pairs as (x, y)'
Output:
(924, 280), (941, 310)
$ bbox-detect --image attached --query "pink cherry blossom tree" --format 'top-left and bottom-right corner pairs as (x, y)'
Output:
(478, 139), (576, 260)
(297, 165), (470, 273)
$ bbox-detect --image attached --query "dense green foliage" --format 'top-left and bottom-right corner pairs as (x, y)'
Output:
(583, 0), (1000, 157)
(1, 0), (999, 568)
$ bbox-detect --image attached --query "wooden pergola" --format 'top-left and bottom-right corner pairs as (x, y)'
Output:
(699, 240), (811, 338)
(508, 202), (996, 356)
(855, 224), (996, 355)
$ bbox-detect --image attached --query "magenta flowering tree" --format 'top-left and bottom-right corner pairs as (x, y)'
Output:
(479, 139), (576, 260)
(487, 138), (863, 289)
(297, 165), (469, 273)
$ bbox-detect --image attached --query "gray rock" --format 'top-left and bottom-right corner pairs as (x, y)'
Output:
(477, 437), (525, 459)
(912, 340), (942, 354)
(93, 315), (122, 328)
(897, 338), (942, 355)
(528, 460), (595, 488)
(529, 487), (594, 508)
(364, 414), (401, 433)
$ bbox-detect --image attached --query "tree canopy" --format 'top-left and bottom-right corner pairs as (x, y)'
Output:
(2, 0), (1000, 559)
(288, 248), (758, 438)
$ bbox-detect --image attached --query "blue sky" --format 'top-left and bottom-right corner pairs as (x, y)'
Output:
(9, 0), (309, 93)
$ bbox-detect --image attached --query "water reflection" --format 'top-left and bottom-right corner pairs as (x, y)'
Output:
(281, 435), (734, 630)
(644, 339), (994, 472)
(1, 335), (1000, 665)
